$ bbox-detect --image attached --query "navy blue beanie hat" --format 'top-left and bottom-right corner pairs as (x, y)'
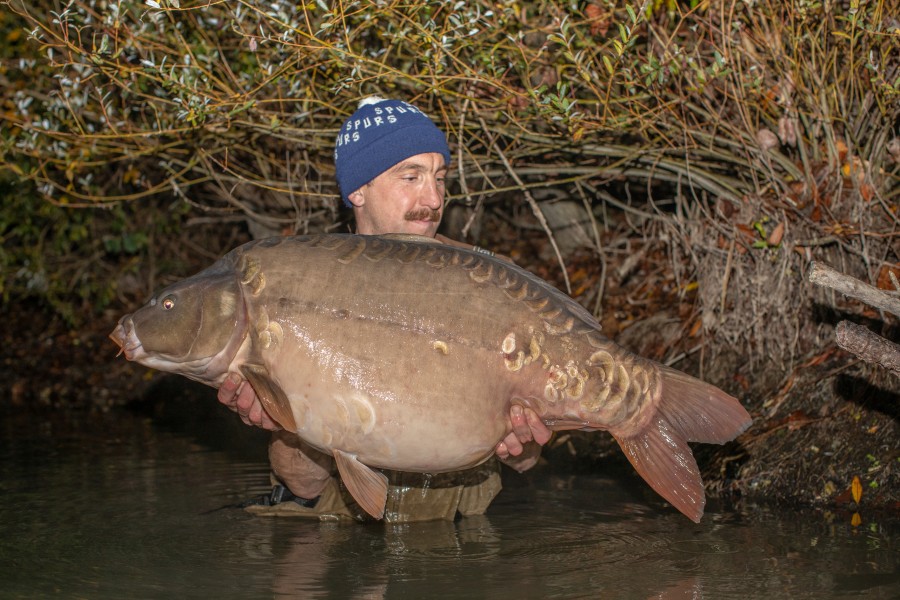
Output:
(334, 96), (451, 206)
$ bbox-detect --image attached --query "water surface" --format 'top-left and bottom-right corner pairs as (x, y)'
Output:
(1, 386), (897, 599)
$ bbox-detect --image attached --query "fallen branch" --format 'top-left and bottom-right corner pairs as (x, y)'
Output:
(809, 261), (900, 378)
(808, 261), (900, 318)
(835, 321), (900, 378)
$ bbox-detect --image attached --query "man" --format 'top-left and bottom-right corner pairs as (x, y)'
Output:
(218, 96), (551, 521)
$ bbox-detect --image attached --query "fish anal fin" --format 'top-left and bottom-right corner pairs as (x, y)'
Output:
(333, 449), (388, 520)
(240, 364), (297, 432)
(614, 416), (705, 523)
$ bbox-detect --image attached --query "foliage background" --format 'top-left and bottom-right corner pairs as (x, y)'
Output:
(2, 0), (897, 366)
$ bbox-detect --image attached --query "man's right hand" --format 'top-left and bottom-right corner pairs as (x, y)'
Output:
(495, 404), (552, 471)
(218, 373), (282, 431)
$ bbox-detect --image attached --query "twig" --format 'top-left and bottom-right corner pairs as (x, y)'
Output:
(719, 236), (736, 322)
(808, 261), (900, 318)
(574, 182), (607, 318)
(456, 96), (483, 240)
(478, 116), (572, 295)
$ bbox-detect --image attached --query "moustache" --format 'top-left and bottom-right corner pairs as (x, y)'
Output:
(404, 208), (441, 223)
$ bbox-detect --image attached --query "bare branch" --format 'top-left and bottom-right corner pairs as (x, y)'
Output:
(809, 262), (900, 318)
(835, 321), (900, 378)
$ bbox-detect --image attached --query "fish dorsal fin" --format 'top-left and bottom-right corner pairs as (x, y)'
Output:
(240, 364), (298, 432)
(378, 233), (441, 245)
(333, 449), (388, 519)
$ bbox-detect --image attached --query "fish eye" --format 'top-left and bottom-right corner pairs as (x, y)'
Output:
(162, 296), (176, 310)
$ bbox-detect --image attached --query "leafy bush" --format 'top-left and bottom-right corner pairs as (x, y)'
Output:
(1, 0), (897, 361)
(0, 173), (203, 323)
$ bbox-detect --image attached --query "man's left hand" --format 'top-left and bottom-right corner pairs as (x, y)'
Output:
(218, 373), (282, 431)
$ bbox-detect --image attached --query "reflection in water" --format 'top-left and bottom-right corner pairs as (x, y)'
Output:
(0, 404), (897, 599)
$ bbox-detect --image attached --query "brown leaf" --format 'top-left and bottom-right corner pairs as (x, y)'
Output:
(767, 221), (785, 246)
(717, 198), (735, 218)
(834, 138), (849, 163)
(860, 183), (875, 202)
(585, 3), (609, 37)
(756, 128), (779, 151)
(688, 318), (702, 338)
(786, 410), (812, 431)
(507, 90), (529, 111)
(851, 476), (863, 504)
(876, 263), (900, 291)
(716, 234), (728, 249)
(810, 204), (822, 222)
(735, 223), (756, 241)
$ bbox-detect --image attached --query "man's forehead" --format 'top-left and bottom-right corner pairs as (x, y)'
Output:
(390, 154), (448, 173)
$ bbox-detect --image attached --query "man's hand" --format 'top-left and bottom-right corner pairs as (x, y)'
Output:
(217, 373), (282, 431)
(269, 430), (333, 499)
(495, 405), (552, 471)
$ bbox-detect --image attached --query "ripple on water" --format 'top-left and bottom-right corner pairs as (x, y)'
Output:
(485, 486), (672, 565)
(3, 410), (899, 600)
(668, 538), (742, 555)
(0, 416), (277, 599)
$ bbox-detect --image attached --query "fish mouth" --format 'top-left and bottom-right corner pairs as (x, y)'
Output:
(109, 316), (143, 361)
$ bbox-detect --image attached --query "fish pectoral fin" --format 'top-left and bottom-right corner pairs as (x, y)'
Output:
(240, 364), (297, 432)
(333, 449), (388, 520)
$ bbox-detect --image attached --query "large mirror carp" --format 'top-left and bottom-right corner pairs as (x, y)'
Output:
(110, 233), (751, 522)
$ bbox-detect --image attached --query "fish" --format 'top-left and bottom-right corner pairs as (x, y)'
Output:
(109, 233), (751, 522)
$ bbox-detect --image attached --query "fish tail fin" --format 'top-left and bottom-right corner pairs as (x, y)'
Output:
(613, 367), (751, 522)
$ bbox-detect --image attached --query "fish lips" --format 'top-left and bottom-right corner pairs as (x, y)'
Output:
(109, 315), (144, 362)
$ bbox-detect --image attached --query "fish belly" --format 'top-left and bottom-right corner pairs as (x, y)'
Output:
(257, 312), (514, 473)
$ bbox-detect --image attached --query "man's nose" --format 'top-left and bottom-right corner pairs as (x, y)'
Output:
(420, 178), (443, 208)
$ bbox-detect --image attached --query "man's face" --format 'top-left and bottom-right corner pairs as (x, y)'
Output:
(347, 152), (447, 238)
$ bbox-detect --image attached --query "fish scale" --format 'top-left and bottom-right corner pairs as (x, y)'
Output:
(110, 233), (751, 522)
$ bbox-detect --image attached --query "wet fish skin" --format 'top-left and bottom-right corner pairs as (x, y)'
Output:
(110, 233), (751, 522)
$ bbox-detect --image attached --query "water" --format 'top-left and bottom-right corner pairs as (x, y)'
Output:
(1, 386), (897, 599)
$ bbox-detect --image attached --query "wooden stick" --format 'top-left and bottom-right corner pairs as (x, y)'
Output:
(835, 320), (900, 377)
(808, 261), (900, 318)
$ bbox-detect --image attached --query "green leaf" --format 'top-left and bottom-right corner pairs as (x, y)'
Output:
(603, 55), (614, 74)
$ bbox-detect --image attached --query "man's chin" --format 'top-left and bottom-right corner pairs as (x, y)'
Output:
(404, 221), (439, 237)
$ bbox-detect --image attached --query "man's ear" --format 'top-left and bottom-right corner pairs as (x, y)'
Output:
(347, 189), (365, 208)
